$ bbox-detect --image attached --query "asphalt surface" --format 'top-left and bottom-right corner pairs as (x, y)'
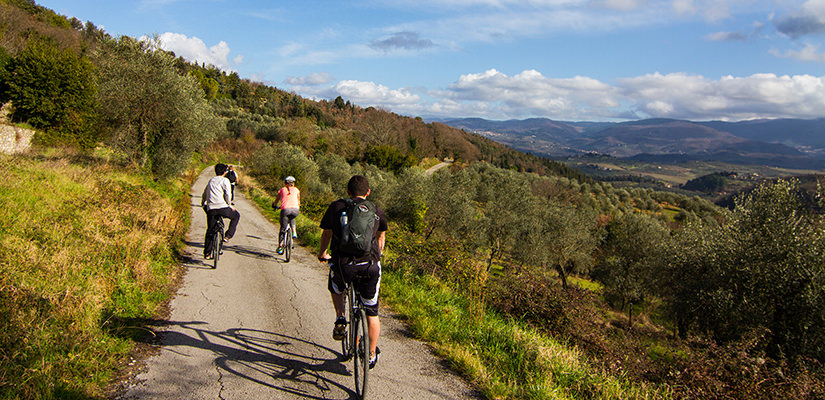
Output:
(118, 167), (481, 400)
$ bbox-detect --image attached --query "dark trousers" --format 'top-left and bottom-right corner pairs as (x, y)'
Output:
(206, 207), (240, 239)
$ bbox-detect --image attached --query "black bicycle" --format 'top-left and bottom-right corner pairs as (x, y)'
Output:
(211, 216), (225, 269)
(340, 274), (370, 399)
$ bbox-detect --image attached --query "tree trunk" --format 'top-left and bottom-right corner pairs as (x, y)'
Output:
(555, 263), (568, 289)
(139, 117), (148, 167)
(627, 305), (633, 329)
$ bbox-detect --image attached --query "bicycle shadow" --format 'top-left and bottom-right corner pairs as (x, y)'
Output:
(150, 320), (355, 399)
(180, 241), (216, 269)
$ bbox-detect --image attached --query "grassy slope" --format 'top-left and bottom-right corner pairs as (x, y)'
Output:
(0, 151), (190, 399)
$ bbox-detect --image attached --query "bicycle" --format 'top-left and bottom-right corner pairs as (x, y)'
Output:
(282, 223), (294, 262)
(211, 216), (225, 269)
(339, 272), (371, 399)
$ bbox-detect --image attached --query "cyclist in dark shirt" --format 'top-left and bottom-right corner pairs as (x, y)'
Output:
(226, 165), (238, 204)
(317, 175), (388, 369)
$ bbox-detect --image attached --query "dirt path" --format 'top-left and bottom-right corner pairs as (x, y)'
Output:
(117, 167), (480, 399)
(425, 161), (452, 175)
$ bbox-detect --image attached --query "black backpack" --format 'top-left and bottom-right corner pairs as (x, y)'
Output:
(338, 198), (378, 257)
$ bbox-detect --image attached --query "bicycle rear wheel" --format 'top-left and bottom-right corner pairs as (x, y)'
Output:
(340, 288), (353, 360)
(212, 221), (223, 269)
(352, 307), (369, 399)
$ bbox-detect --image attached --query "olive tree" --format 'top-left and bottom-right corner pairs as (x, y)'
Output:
(93, 36), (223, 178)
(513, 200), (600, 289)
(592, 213), (671, 326)
(664, 179), (825, 361)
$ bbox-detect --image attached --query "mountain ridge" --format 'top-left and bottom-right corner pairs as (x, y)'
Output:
(439, 116), (825, 169)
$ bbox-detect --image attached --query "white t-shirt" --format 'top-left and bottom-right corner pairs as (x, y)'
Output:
(202, 175), (233, 210)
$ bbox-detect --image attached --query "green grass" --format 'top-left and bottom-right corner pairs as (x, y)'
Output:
(380, 270), (671, 400)
(0, 152), (189, 399)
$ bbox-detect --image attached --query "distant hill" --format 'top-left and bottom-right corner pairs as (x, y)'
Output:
(441, 117), (825, 169)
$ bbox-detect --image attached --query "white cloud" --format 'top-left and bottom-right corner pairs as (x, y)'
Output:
(774, 0), (825, 38)
(440, 69), (620, 119)
(284, 72), (335, 86)
(619, 72), (825, 120)
(772, 43), (825, 62)
(705, 31), (748, 41)
(298, 80), (421, 107)
(593, 0), (647, 11)
(156, 32), (240, 71)
(293, 69), (825, 121)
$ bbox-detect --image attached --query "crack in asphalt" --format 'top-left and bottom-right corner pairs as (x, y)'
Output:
(216, 360), (226, 400)
(199, 290), (212, 316)
(286, 269), (304, 331)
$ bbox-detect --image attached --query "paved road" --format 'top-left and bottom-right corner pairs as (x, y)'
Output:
(118, 167), (480, 399)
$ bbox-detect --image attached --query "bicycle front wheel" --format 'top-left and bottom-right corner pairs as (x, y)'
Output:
(284, 230), (292, 262)
(353, 307), (369, 399)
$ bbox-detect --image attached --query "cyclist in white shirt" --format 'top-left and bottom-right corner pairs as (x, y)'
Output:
(201, 163), (241, 259)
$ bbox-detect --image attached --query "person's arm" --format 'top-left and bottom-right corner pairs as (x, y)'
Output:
(222, 179), (233, 209)
(317, 229), (333, 261)
(273, 188), (282, 210)
(201, 183), (209, 208)
(376, 231), (386, 257)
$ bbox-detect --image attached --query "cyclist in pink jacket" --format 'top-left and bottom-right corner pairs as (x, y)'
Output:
(273, 176), (300, 254)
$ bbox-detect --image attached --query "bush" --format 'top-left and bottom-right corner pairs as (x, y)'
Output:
(6, 37), (99, 148)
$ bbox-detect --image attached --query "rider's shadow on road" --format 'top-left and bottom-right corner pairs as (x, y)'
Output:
(155, 321), (353, 399)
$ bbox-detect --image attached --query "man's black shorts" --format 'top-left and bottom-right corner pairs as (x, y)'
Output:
(328, 260), (381, 317)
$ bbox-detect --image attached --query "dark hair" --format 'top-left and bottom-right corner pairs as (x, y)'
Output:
(347, 175), (370, 197)
(214, 163), (228, 176)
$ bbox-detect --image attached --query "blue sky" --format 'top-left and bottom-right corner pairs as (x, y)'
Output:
(39, 0), (825, 122)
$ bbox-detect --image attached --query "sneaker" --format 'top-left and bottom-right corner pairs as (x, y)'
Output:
(333, 317), (347, 341)
(205, 253), (213, 260)
(276, 246), (283, 255)
(292, 232), (297, 238)
(369, 347), (381, 369)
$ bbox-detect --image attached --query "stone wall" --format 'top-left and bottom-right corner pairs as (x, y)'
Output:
(0, 124), (34, 154)
(0, 103), (34, 154)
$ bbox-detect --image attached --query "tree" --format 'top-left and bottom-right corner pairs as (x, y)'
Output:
(93, 36), (223, 177)
(5, 37), (98, 148)
(514, 200), (600, 289)
(421, 169), (478, 242)
(387, 168), (429, 232)
(592, 213), (670, 326)
(664, 179), (825, 361)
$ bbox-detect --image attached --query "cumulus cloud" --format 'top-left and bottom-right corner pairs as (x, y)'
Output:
(705, 31), (748, 41)
(441, 69), (620, 119)
(156, 32), (239, 71)
(289, 68), (825, 121)
(771, 43), (825, 62)
(298, 80), (421, 107)
(774, 0), (825, 38)
(618, 72), (825, 120)
(370, 32), (434, 52)
(592, 0), (647, 11)
(284, 72), (335, 86)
